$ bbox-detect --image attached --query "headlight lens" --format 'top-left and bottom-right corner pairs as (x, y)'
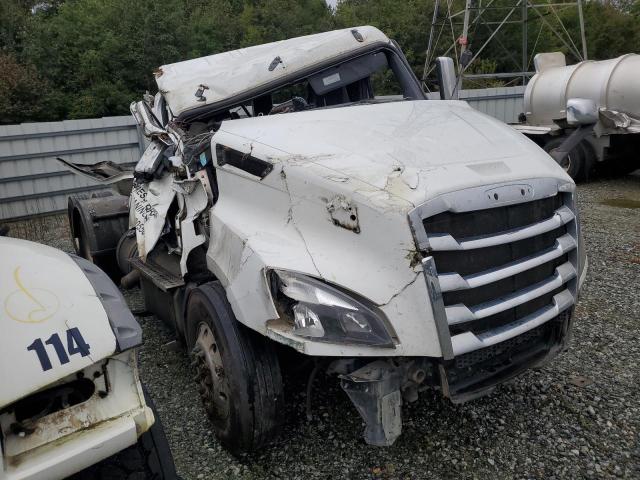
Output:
(271, 270), (395, 347)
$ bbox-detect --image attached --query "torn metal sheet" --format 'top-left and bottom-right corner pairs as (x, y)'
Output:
(598, 109), (640, 134)
(176, 179), (209, 275)
(56, 158), (133, 184)
(131, 175), (175, 260)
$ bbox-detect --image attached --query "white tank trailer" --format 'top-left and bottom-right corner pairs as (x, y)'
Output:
(513, 52), (640, 180)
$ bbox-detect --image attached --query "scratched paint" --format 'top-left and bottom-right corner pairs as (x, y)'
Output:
(4, 267), (60, 324)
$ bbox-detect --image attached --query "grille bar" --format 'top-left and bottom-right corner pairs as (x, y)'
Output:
(438, 233), (576, 292)
(409, 179), (578, 359)
(445, 261), (576, 325)
(450, 290), (574, 356)
(428, 205), (575, 251)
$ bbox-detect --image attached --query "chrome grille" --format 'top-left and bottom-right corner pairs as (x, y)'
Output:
(410, 179), (578, 359)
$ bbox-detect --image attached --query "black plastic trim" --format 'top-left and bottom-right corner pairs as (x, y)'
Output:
(69, 254), (142, 352)
(215, 144), (274, 179)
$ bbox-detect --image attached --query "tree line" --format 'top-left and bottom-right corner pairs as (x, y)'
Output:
(1, 0), (638, 124)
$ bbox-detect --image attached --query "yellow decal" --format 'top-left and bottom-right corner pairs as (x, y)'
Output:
(4, 267), (59, 323)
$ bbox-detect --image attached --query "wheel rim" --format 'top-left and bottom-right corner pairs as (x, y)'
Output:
(552, 148), (572, 173)
(561, 153), (572, 172)
(192, 321), (230, 424)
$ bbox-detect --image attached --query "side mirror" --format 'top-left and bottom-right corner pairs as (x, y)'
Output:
(435, 57), (458, 100)
(566, 98), (598, 126)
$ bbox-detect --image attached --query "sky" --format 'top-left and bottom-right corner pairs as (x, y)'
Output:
(326, 0), (338, 7)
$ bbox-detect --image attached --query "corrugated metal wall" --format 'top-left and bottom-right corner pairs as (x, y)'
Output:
(0, 116), (143, 220)
(461, 86), (525, 124)
(426, 85), (526, 124)
(0, 87), (526, 221)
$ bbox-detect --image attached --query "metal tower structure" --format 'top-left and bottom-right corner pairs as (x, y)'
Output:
(422, 0), (588, 91)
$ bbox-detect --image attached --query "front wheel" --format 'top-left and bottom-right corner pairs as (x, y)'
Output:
(186, 282), (284, 454)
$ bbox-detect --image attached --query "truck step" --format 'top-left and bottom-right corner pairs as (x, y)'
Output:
(129, 257), (185, 291)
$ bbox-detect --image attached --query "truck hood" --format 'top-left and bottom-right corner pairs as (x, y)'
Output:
(217, 100), (572, 208)
(0, 237), (117, 407)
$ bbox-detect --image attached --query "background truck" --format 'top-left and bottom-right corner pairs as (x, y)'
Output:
(60, 26), (587, 452)
(0, 235), (176, 480)
(513, 52), (640, 180)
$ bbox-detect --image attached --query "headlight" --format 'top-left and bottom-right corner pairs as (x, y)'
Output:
(270, 270), (395, 347)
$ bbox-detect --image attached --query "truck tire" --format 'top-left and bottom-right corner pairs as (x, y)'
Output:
(544, 137), (584, 181)
(186, 281), (284, 454)
(578, 140), (596, 181)
(69, 385), (178, 479)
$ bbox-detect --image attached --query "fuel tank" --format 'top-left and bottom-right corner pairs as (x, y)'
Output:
(524, 52), (640, 126)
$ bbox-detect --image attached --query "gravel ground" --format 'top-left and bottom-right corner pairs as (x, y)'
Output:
(6, 173), (639, 480)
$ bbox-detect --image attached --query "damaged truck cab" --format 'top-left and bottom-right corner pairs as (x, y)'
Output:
(62, 26), (587, 451)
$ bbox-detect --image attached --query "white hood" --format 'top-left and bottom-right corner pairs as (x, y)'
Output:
(216, 99), (572, 208)
(0, 237), (117, 407)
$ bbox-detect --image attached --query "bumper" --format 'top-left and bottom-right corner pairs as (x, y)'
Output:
(0, 351), (153, 480)
(0, 416), (141, 480)
(338, 308), (573, 446)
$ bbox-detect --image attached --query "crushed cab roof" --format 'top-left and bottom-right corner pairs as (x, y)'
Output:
(155, 26), (391, 118)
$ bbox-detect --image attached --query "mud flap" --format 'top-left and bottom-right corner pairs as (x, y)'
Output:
(340, 361), (402, 446)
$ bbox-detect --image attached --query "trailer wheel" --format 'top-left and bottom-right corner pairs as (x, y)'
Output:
(186, 281), (283, 454)
(544, 137), (584, 181)
(578, 140), (597, 181)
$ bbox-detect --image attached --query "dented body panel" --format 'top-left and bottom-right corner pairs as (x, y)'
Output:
(205, 100), (572, 357)
(156, 26), (390, 118)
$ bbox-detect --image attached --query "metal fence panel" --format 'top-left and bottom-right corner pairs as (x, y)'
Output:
(461, 86), (525, 124)
(426, 85), (525, 124)
(0, 87), (525, 220)
(0, 116), (141, 220)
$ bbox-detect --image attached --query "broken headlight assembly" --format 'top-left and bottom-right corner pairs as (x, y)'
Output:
(270, 270), (395, 347)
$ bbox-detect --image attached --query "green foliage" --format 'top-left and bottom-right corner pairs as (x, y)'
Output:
(334, 0), (433, 76)
(0, 52), (51, 123)
(1, 0), (639, 124)
(22, 0), (190, 119)
(581, 1), (640, 59)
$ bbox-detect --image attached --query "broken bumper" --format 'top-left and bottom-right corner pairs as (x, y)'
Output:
(0, 351), (153, 480)
(339, 307), (573, 446)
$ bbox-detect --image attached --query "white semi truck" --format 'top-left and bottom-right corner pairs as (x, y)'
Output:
(60, 26), (588, 452)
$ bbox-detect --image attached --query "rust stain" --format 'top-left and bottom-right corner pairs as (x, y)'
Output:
(405, 249), (423, 269)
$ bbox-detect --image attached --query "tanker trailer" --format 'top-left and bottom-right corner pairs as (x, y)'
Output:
(513, 52), (640, 180)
